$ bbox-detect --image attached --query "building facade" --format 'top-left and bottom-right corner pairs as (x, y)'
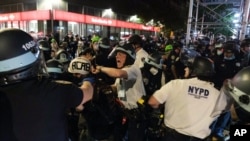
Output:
(0, 0), (159, 41)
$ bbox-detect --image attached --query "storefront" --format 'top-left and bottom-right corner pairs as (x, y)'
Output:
(0, 9), (159, 40)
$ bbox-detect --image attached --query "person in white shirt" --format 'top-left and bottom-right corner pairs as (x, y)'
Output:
(148, 56), (231, 141)
(93, 43), (146, 141)
(129, 34), (149, 68)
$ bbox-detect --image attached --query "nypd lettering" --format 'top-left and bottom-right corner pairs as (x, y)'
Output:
(22, 40), (36, 51)
(71, 61), (91, 71)
(188, 86), (209, 99)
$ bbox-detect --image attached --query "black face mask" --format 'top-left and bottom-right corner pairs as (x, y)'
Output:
(234, 102), (250, 124)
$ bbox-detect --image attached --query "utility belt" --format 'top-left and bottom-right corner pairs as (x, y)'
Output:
(162, 124), (205, 141)
(123, 108), (145, 122)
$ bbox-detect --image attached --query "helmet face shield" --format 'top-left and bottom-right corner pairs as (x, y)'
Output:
(108, 44), (136, 60)
(180, 47), (200, 68)
(226, 79), (250, 112)
(143, 56), (163, 70)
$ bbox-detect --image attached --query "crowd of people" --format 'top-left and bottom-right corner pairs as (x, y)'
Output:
(1, 28), (250, 141)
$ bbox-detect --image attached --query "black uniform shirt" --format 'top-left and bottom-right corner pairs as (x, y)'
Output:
(1, 78), (83, 141)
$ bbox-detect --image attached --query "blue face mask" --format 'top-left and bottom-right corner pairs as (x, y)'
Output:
(224, 55), (235, 60)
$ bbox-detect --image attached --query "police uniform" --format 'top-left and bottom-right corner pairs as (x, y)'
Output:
(152, 78), (229, 140)
(133, 48), (149, 69)
(1, 79), (83, 141)
(115, 64), (146, 109)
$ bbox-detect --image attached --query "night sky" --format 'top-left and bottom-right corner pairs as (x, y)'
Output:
(82, 0), (189, 29)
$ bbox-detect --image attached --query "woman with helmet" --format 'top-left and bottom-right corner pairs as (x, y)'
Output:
(0, 29), (93, 141)
(93, 43), (147, 141)
(148, 56), (231, 141)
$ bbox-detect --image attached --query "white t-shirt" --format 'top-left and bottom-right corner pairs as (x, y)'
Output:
(115, 64), (146, 109)
(134, 48), (149, 68)
(153, 77), (230, 139)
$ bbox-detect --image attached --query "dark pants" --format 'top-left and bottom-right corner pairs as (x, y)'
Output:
(160, 126), (206, 141)
(124, 119), (146, 141)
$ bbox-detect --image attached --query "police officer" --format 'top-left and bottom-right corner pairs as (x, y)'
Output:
(239, 38), (250, 67)
(128, 34), (149, 68)
(38, 39), (52, 61)
(163, 42), (185, 83)
(140, 52), (165, 141)
(93, 43), (147, 141)
(148, 56), (231, 141)
(0, 29), (93, 141)
(95, 37), (116, 85)
(222, 66), (250, 125)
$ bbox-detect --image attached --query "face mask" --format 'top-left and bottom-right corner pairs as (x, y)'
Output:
(217, 50), (223, 55)
(224, 55), (235, 60)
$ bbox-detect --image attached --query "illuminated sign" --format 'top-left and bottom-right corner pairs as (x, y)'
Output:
(0, 10), (157, 32)
(0, 10), (50, 22)
(0, 13), (20, 21)
(85, 15), (116, 26)
(21, 10), (50, 20)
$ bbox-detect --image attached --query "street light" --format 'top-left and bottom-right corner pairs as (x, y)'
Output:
(102, 8), (114, 19)
(127, 15), (142, 23)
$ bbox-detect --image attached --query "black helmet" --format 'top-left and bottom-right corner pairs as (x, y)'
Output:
(226, 67), (250, 112)
(38, 40), (51, 51)
(192, 56), (214, 77)
(0, 28), (47, 85)
(46, 59), (64, 73)
(38, 40), (51, 61)
(128, 34), (143, 45)
(46, 59), (64, 79)
(143, 52), (163, 69)
(55, 49), (72, 64)
(99, 37), (110, 49)
(78, 47), (95, 57)
(180, 47), (201, 67)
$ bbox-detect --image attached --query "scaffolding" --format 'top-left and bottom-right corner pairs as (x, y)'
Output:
(186, 0), (249, 45)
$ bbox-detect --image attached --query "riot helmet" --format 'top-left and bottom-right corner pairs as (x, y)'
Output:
(55, 49), (72, 64)
(38, 40), (51, 61)
(108, 43), (135, 67)
(180, 47), (201, 68)
(128, 34), (143, 46)
(143, 52), (163, 70)
(78, 47), (95, 57)
(46, 59), (64, 79)
(38, 40), (51, 51)
(0, 28), (48, 86)
(99, 37), (110, 49)
(191, 56), (214, 77)
(227, 67), (250, 113)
